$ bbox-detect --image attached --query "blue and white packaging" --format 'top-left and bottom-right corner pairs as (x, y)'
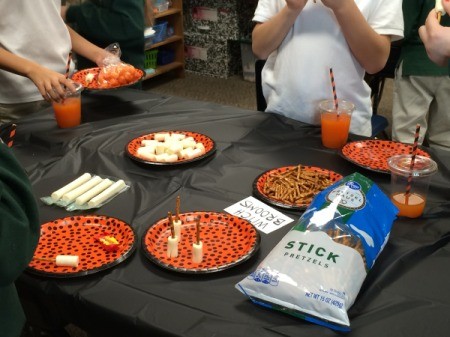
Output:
(236, 172), (398, 331)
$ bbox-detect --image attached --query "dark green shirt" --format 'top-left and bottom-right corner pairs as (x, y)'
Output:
(0, 143), (39, 337)
(66, 0), (146, 71)
(401, 0), (450, 76)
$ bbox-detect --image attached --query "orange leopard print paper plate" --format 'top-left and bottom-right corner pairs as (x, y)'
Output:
(126, 130), (216, 166)
(340, 140), (430, 174)
(253, 165), (343, 210)
(71, 67), (144, 91)
(28, 215), (136, 278)
(142, 211), (260, 273)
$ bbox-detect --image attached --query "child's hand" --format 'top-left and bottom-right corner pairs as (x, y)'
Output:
(321, 0), (353, 12)
(419, 8), (450, 66)
(27, 65), (76, 103)
(285, 0), (308, 12)
(443, 0), (450, 15)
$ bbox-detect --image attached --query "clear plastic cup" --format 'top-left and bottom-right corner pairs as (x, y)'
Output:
(387, 154), (438, 218)
(319, 99), (354, 149)
(52, 82), (83, 128)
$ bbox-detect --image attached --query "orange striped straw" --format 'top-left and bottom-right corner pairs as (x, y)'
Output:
(405, 124), (421, 196)
(65, 51), (72, 79)
(329, 68), (338, 110)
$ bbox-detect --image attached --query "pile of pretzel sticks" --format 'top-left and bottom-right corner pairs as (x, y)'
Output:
(262, 165), (333, 206)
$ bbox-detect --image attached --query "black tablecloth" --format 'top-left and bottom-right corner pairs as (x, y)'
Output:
(13, 89), (450, 337)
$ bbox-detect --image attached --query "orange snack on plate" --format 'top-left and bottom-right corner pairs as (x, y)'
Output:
(97, 63), (142, 89)
(95, 232), (120, 252)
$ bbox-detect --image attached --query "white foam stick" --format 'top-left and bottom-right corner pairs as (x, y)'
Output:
(55, 255), (79, 267)
(51, 173), (92, 201)
(75, 178), (114, 206)
(87, 179), (126, 207)
(436, 0), (445, 15)
(192, 242), (203, 263)
(167, 236), (178, 258)
(61, 176), (103, 203)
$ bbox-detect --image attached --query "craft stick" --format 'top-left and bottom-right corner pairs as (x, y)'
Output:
(87, 179), (126, 207)
(51, 173), (92, 201)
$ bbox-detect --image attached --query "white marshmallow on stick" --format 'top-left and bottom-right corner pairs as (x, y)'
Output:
(87, 179), (127, 208)
(166, 212), (178, 258)
(192, 242), (203, 264)
(192, 216), (203, 263)
(55, 255), (79, 267)
(61, 176), (103, 203)
(34, 255), (80, 267)
(51, 173), (92, 201)
(75, 178), (114, 206)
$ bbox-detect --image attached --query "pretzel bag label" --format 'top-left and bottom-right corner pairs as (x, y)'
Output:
(236, 172), (398, 331)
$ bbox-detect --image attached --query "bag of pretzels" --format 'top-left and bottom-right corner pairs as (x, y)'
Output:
(236, 172), (398, 331)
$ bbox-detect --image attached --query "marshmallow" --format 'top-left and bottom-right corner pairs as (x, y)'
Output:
(55, 255), (79, 267)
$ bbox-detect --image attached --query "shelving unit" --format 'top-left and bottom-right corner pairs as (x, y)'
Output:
(144, 0), (185, 80)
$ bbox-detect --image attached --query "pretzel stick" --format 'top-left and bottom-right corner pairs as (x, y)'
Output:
(168, 212), (175, 238)
(263, 165), (333, 205)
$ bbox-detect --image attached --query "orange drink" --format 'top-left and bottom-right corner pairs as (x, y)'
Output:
(53, 97), (81, 128)
(387, 155), (438, 218)
(318, 99), (354, 149)
(391, 192), (426, 218)
(52, 82), (83, 128)
(321, 112), (351, 149)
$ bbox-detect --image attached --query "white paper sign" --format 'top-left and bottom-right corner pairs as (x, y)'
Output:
(224, 196), (295, 234)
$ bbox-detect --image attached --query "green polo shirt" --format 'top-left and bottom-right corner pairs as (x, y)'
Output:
(0, 143), (39, 337)
(66, 0), (146, 71)
(401, 0), (450, 76)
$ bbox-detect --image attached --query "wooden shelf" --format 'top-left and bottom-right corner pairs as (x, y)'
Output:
(144, 0), (184, 80)
(144, 62), (184, 79)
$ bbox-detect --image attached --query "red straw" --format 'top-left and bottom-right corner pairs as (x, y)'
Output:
(405, 124), (421, 196)
(329, 68), (339, 110)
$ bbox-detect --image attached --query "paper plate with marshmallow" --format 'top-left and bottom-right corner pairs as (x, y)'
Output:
(27, 215), (136, 278)
(125, 130), (216, 166)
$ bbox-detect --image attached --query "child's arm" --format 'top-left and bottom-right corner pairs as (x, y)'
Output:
(0, 47), (75, 102)
(252, 0), (308, 60)
(323, 0), (391, 74)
